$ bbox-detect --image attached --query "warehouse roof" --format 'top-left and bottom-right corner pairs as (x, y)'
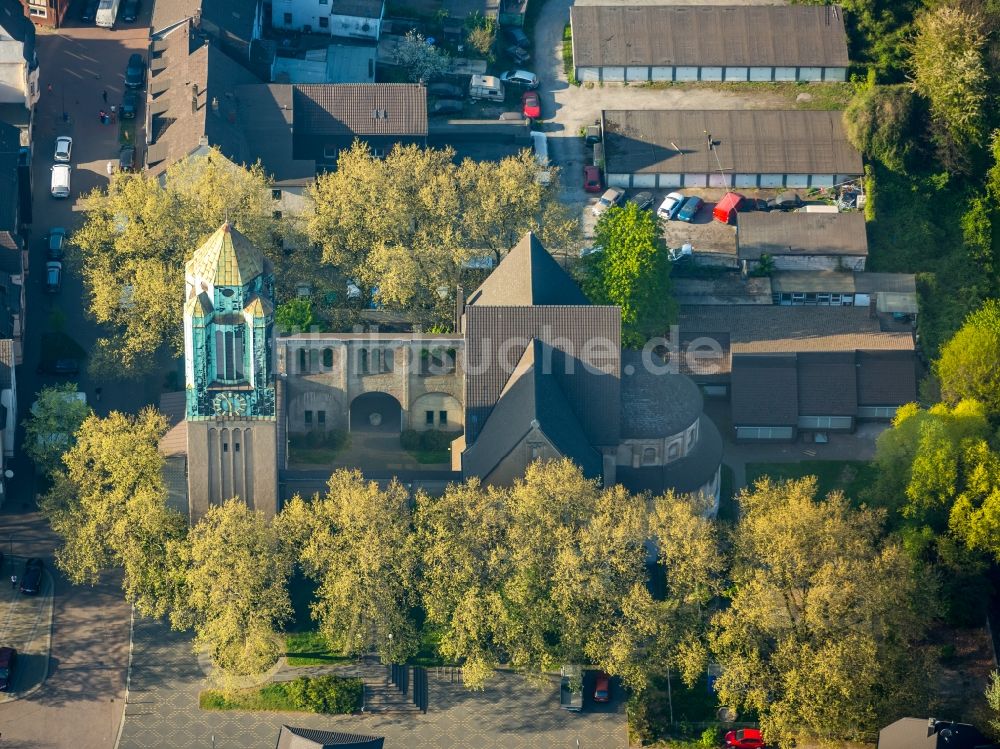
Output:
(737, 212), (868, 260)
(602, 109), (863, 176)
(571, 5), (848, 70)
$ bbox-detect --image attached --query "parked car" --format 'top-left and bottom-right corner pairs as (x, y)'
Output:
(47, 228), (66, 260)
(36, 358), (80, 376)
(592, 187), (625, 217)
(19, 558), (43, 596)
(767, 191), (803, 211)
(628, 191), (653, 211)
(504, 26), (530, 48)
(119, 144), (136, 172)
(499, 111), (524, 121)
(427, 82), (463, 98)
(677, 195), (704, 222)
(583, 165), (602, 193)
(50, 164), (71, 199)
(657, 191), (686, 220)
(585, 122), (601, 145)
(560, 665), (583, 712)
(506, 45), (530, 64)
(0, 647), (15, 692)
(579, 244), (603, 257)
(739, 196), (769, 213)
(124, 53), (145, 88)
(45, 261), (62, 293)
(81, 0), (99, 22)
(500, 69), (538, 88)
(431, 99), (464, 116)
(121, 0), (139, 21)
(54, 136), (72, 163)
(725, 728), (765, 749)
(120, 89), (138, 119)
(594, 671), (611, 703)
(521, 90), (540, 119)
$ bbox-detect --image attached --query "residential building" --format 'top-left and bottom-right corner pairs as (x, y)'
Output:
(15, 0), (66, 29)
(152, 0), (264, 69)
(272, 0), (384, 41)
(601, 109), (863, 190)
(0, 122), (24, 364)
(677, 305), (918, 440)
(571, 5), (848, 84)
(0, 339), (15, 506)
(878, 718), (998, 749)
(737, 212), (869, 272)
(0, 0), (38, 136)
(145, 20), (262, 176)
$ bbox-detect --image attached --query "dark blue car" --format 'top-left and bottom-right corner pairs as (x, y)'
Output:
(677, 196), (704, 222)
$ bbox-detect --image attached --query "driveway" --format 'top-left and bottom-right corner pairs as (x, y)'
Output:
(531, 0), (788, 209)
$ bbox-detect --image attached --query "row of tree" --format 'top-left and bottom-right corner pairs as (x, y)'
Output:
(36, 398), (937, 746)
(71, 145), (575, 380)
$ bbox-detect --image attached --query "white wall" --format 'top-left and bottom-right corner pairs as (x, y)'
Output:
(330, 13), (380, 40)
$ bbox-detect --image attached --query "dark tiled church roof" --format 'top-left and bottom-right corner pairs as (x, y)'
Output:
(463, 340), (602, 480)
(275, 725), (384, 749)
(465, 232), (589, 307)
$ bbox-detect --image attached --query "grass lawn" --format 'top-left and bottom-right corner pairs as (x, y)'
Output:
(745, 460), (878, 503)
(201, 682), (300, 712)
(287, 431), (349, 467)
(408, 625), (458, 668)
(407, 449), (451, 464)
(201, 674), (363, 714)
(637, 81), (853, 110)
(285, 630), (352, 667)
(562, 24), (578, 86)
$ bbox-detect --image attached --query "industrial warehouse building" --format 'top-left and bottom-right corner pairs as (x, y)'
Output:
(570, 5), (849, 83)
(601, 109), (863, 189)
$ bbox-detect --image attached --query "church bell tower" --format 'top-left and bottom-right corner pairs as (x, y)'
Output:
(183, 222), (278, 521)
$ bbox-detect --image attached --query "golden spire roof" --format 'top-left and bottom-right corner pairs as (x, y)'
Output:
(185, 222), (265, 288)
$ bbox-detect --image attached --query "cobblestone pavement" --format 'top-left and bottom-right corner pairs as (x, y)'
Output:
(0, 557), (54, 703)
(119, 618), (628, 749)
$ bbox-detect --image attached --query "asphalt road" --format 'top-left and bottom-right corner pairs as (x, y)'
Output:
(0, 8), (160, 748)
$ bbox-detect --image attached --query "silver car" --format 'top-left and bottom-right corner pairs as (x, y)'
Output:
(591, 187), (625, 217)
(54, 136), (72, 163)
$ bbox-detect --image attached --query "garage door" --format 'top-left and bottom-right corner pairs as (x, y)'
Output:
(578, 67), (599, 82)
(657, 174), (682, 188)
(724, 67), (748, 81)
(700, 66), (723, 81)
(683, 174), (709, 187)
(824, 67), (847, 81)
(749, 67), (772, 81)
(798, 67), (822, 81)
(651, 66), (673, 81)
(785, 174), (809, 188)
(632, 173), (656, 188)
(708, 173), (732, 188)
(774, 67), (796, 81)
(759, 174), (784, 188)
(626, 66), (649, 81)
(607, 173), (630, 188)
(602, 66), (625, 81)
(734, 174), (758, 188)
(675, 66), (698, 81)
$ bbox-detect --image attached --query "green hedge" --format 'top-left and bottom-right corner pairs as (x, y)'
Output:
(562, 24), (579, 86)
(401, 429), (461, 452)
(201, 675), (363, 714)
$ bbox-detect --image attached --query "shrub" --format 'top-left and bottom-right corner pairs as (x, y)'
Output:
(400, 429), (421, 450)
(276, 298), (315, 333)
(419, 429), (456, 452)
(843, 83), (918, 172)
(562, 24), (578, 86)
(285, 675), (364, 714)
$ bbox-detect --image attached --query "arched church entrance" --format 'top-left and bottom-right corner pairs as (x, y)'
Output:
(349, 392), (403, 433)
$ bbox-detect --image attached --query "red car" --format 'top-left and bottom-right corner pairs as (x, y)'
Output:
(521, 90), (541, 119)
(583, 165), (602, 193)
(725, 728), (765, 749)
(593, 672), (610, 703)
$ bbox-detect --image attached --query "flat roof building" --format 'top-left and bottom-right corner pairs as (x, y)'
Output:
(571, 5), (849, 84)
(737, 212), (869, 271)
(601, 109), (863, 190)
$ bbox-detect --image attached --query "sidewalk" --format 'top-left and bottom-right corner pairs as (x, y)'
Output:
(0, 556), (54, 702)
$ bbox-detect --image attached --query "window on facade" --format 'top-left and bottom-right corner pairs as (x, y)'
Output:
(359, 348), (394, 375)
(298, 348), (308, 373)
(215, 328), (245, 381)
(422, 347), (456, 375)
(642, 447), (657, 465)
(439, 410), (448, 425)
(305, 410), (313, 424)
(283, 12), (292, 23)
(425, 410), (434, 425)
(222, 443), (228, 452)
(318, 410), (326, 424)
(272, 189), (282, 200)
(273, 210), (282, 220)
(234, 442), (240, 452)
(322, 348), (333, 368)
(318, 16), (329, 27)
(667, 442), (682, 461)
(358, 348), (368, 374)
(29, 6), (45, 15)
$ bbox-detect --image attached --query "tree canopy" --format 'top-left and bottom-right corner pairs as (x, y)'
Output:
(306, 142), (576, 322)
(582, 202), (677, 348)
(935, 299), (1000, 416)
(40, 408), (187, 618)
(711, 478), (936, 747)
(24, 383), (91, 477)
(173, 499), (293, 676)
(843, 81), (919, 172)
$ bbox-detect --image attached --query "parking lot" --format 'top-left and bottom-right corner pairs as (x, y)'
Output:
(0, 555), (54, 702)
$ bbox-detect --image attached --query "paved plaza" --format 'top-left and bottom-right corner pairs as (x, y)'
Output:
(0, 556), (54, 702)
(119, 617), (627, 749)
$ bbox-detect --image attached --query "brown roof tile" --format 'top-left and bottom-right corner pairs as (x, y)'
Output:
(856, 350), (917, 406)
(292, 83), (427, 137)
(796, 351), (857, 416)
(731, 356), (798, 426)
(737, 212), (868, 260)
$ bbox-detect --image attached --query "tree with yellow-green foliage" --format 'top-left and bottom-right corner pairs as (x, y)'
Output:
(711, 478), (936, 748)
(40, 408), (187, 619)
(172, 499), (293, 676)
(72, 151), (299, 379)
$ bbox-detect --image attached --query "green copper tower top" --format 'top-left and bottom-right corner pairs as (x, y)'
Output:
(183, 222), (276, 420)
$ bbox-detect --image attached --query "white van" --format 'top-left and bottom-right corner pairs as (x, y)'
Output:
(530, 130), (551, 185)
(469, 75), (505, 102)
(50, 164), (71, 199)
